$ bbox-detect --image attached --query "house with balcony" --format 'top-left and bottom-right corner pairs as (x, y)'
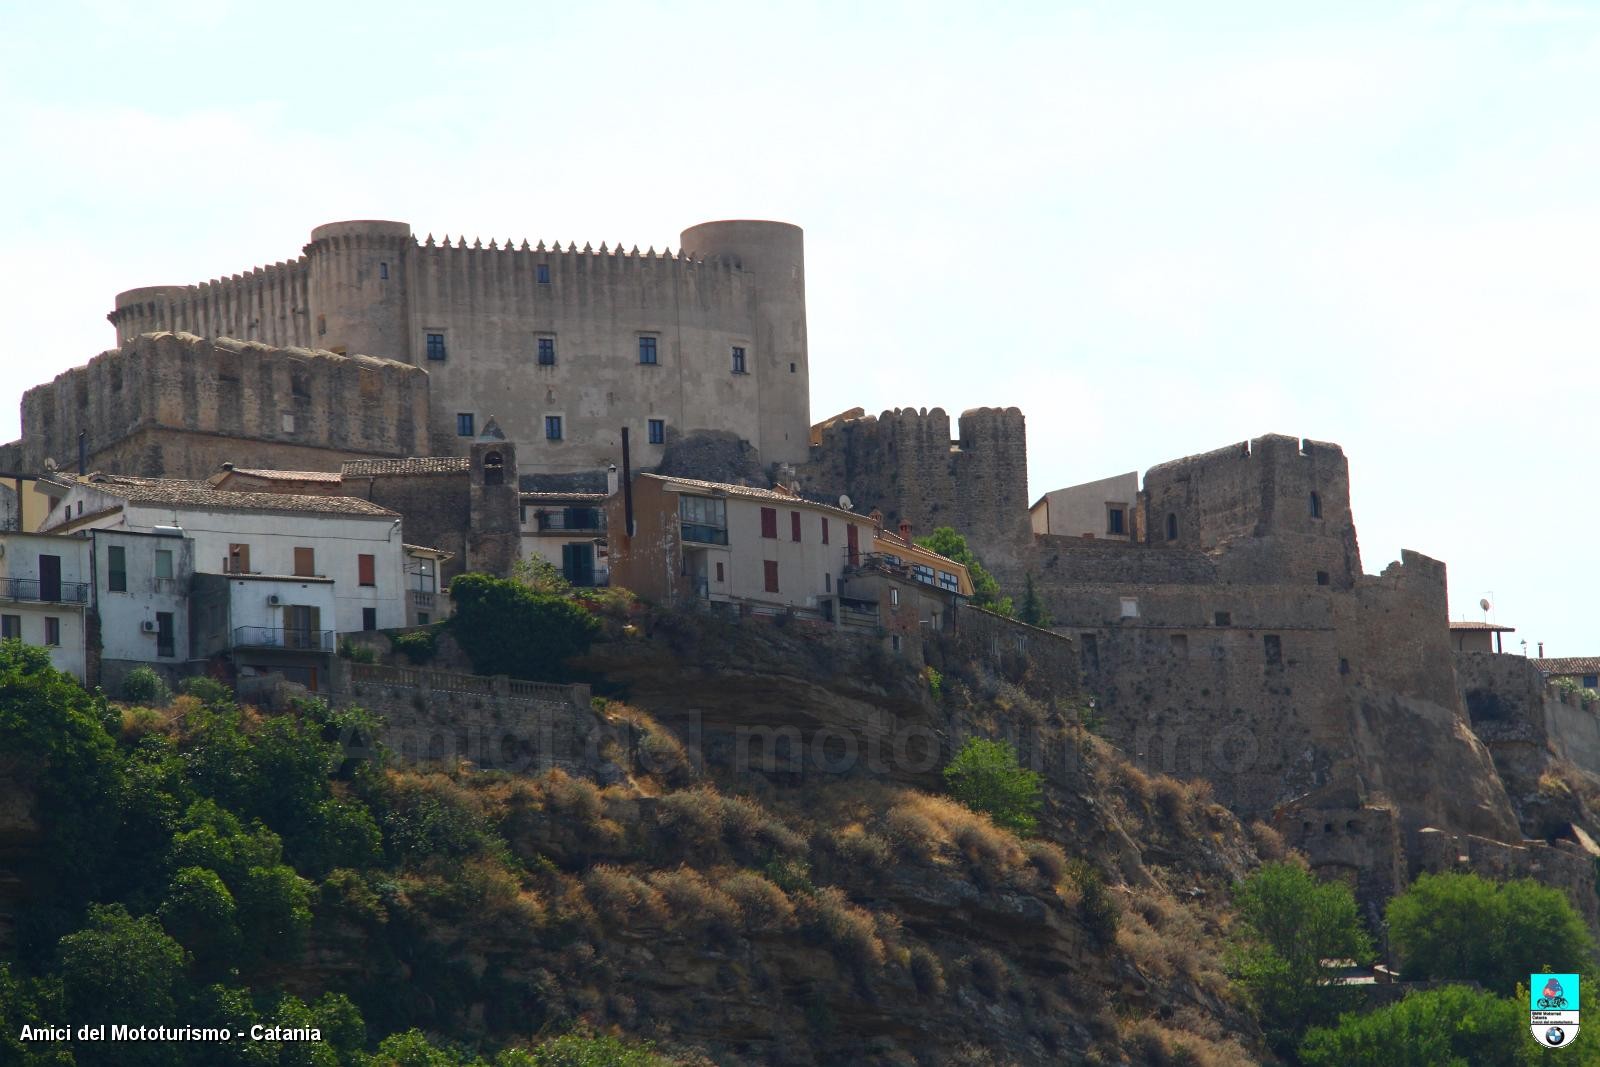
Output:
(607, 472), (881, 624)
(520, 491), (608, 586)
(0, 532), (90, 680)
(834, 520), (974, 653)
(191, 570), (338, 692)
(90, 528), (195, 691)
(36, 474), (408, 640)
(1533, 657), (1600, 692)
(404, 543), (454, 627)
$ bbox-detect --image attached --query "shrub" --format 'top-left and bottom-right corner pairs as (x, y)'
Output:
(909, 945), (946, 995)
(1299, 984), (1527, 1066)
(800, 886), (886, 969)
(942, 737), (1044, 835)
(647, 867), (739, 939)
(968, 947), (1009, 998)
(339, 638), (379, 663)
(450, 572), (600, 682)
(1386, 871), (1593, 995)
(1022, 839), (1068, 886)
(391, 627), (438, 665)
(177, 675), (234, 708)
(58, 904), (187, 1024)
(523, 1030), (671, 1066)
(722, 870), (796, 932)
(121, 665), (170, 706)
(1229, 861), (1372, 1049)
(1068, 859), (1119, 943)
(582, 866), (666, 924)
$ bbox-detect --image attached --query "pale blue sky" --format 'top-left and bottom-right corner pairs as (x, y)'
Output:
(2, 1), (1595, 652)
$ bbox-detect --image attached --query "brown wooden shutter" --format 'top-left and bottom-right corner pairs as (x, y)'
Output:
(760, 507), (777, 539)
(358, 553), (376, 586)
(293, 547), (315, 577)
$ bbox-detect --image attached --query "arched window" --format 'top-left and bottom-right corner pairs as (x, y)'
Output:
(1309, 491), (1322, 519)
(482, 451), (504, 486)
(1165, 513), (1178, 541)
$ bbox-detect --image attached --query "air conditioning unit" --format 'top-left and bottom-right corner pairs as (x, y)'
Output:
(140, 620), (156, 633)
(268, 594), (282, 606)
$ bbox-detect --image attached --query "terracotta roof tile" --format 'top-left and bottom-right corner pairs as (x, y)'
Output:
(341, 457), (471, 477)
(644, 473), (864, 521)
(1533, 658), (1600, 676)
(226, 467), (344, 483)
(89, 476), (398, 518)
(1449, 621), (1516, 632)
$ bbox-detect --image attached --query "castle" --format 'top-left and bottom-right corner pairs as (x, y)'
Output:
(95, 218), (811, 472)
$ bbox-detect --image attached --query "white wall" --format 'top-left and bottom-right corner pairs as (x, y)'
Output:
(93, 530), (193, 670)
(714, 496), (873, 610)
(1032, 472), (1139, 539)
(0, 533), (89, 680)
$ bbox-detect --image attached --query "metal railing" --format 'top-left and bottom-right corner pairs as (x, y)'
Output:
(232, 626), (333, 652)
(0, 577), (89, 604)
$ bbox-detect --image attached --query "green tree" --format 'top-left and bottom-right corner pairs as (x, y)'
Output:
(1387, 871), (1593, 995)
(1229, 862), (1373, 1049)
(914, 527), (1012, 615)
(942, 737), (1044, 834)
(1016, 573), (1052, 627)
(1299, 984), (1527, 1067)
(58, 904), (188, 1029)
(522, 1031), (672, 1066)
(157, 866), (241, 975)
(449, 572), (600, 682)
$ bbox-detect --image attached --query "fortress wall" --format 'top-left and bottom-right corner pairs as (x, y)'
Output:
(799, 406), (1032, 572)
(1143, 434), (1361, 586)
(110, 259), (313, 349)
(406, 238), (778, 471)
(1457, 650), (1600, 788)
(18, 333), (430, 479)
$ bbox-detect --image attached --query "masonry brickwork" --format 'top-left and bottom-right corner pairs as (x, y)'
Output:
(3, 331), (430, 480)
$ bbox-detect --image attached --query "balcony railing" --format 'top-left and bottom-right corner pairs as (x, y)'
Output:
(232, 626), (333, 652)
(0, 577), (89, 604)
(534, 509), (605, 533)
(410, 590), (436, 608)
(680, 522), (729, 545)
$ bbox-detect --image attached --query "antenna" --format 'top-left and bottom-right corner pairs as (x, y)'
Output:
(838, 494), (853, 511)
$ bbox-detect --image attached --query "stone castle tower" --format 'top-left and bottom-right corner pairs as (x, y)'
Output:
(105, 219), (811, 475)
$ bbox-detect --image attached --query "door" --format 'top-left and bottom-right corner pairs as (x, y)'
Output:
(38, 554), (60, 602)
(846, 524), (860, 567)
(285, 605), (322, 650)
(156, 611), (175, 658)
(562, 543), (596, 587)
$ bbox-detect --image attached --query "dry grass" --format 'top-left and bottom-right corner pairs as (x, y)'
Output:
(1113, 886), (1232, 999)
(1022, 839), (1069, 886)
(799, 886), (887, 969)
(1248, 820), (1287, 861)
(1120, 1014), (1257, 1067)
(720, 870), (796, 933)
(119, 704), (173, 743)
(966, 947), (1011, 999)
(583, 865), (667, 924)
(883, 791), (1027, 879)
(831, 824), (893, 874)
(909, 945), (946, 995)
(647, 867), (740, 939)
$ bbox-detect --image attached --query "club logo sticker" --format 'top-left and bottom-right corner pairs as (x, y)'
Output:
(1531, 973), (1580, 1048)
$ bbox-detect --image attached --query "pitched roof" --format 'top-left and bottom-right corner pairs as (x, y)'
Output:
(1449, 621), (1516, 632)
(87, 475), (398, 518)
(521, 491), (608, 502)
(224, 467), (344, 484)
(1533, 657), (1600, 676)
(341, 457), (471, 477)
(644, 473), (864, 521)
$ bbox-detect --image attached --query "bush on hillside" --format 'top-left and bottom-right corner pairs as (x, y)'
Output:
(942, 737), (1043, 835)
(449, 572), (600, 682)
(121, 665), (170, 706)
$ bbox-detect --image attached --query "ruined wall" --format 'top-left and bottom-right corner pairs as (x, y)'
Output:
(15, 332), (430, 479)
(799, 407), (1032, 572)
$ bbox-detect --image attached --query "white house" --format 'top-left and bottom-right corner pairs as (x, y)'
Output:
(90, 528), (195, 691)
(37, 475), (408, 636)
(192, 571), (340, 693)
(520, 491), (608, 586)
(0, 532), (91, 681)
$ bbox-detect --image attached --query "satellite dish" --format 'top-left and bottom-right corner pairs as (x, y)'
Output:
(1480, 598), (1492, 612)
(839, 494), (853, 511)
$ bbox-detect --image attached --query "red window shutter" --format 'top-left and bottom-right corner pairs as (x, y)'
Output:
(764, 560), (779, 593)
(358, 553), (376, 586)
(790, 511), (801, 542)
(847, 524), (860, 566)
(761, 507), (777, 539)
(821, 517), (830, 544)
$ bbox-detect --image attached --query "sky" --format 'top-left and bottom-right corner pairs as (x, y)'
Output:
(1, 0), (1595, 653)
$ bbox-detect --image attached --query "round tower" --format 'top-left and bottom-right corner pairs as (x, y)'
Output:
(109, 285), (191, 345)
(304, 220), (413, 362)
(678, 220), (809, 467)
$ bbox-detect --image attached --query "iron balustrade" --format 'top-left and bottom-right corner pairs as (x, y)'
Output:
(232, 626), (333, 652)
(0, 577), (89, 604)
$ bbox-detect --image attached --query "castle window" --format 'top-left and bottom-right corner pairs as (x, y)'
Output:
(1171, 634), (1188, 656)
(825, 572), (831, 592)
(1120, 596), (1139, 618)
(537, 337), (555, 365)
(1340, 658), (1350, 675)
(648, 419), (665, 445)
(1214, 611), (1231, 626)
(732, 346), (747, 374)
(1106, 506), (1126, 536)
(790, 362), (796, 373)
(638, 336), (658, 365)
(891, 588), (900, 607)
(760, 507), (778, 539)
(379, 262), (389, 280)
(482, 452), (504, 485)
(1166, 513), (1178, 541)
(456, 413), (474, 437)
(427, 333), (448, 361)
(545, 417), (563, 441)
(1309, 491), (1322, 519)
(537, 263), (550, 284)
(764, 560), (780, 593)
(1316, 570), (1330, 586)
(716, 562), (724, 582)
(1264, 634), (1282, 665)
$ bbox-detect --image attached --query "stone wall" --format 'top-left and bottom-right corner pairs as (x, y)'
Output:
(8, 332), (430, 479)
(799, 406), (1033, 572)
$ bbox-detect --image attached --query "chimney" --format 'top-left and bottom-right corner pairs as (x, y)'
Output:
(1539, 642), (1545, 658)
(870, 507), (884, 531)
(899, 520), (912, 545)
(606, 463), (619, 496)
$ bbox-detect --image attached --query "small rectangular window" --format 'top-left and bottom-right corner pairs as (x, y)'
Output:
(1585, 674), (1599, 689)
(44, 617), (60, 646)
(537, 337), (556, 365)
(1171, 633), (1188, 656)
(426, 333), (447, 361)
(457, 412), (475, 437)
(545, 416), (563, 440)
(790, 511), (802, 542)
(1107, 506), (1126, 536)
(358, 553), (376, 587)
(1264, 634), (1283, 665)
(363, 607), (378, 631)
(107, 546), (127, 592)
(638, 336), (658, 364)
(1214, 611), (1232, 626)
(715, 562), (724, 583)
(891, 588), (900, 607)
(731, 346), (746, 374)
(648, 418), (665, 445)
(821, 517), (830, 544)
(536, 263), (550, 284)
(763, 559), (779, 593)
(1119, 596), (1138, 618)
(825, 572), (831, 592)
(1316, 570), (1330, 586)
(379, 262), (389, 280)
(154, 549), (173, 580)
(760, 507), (778, 539)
